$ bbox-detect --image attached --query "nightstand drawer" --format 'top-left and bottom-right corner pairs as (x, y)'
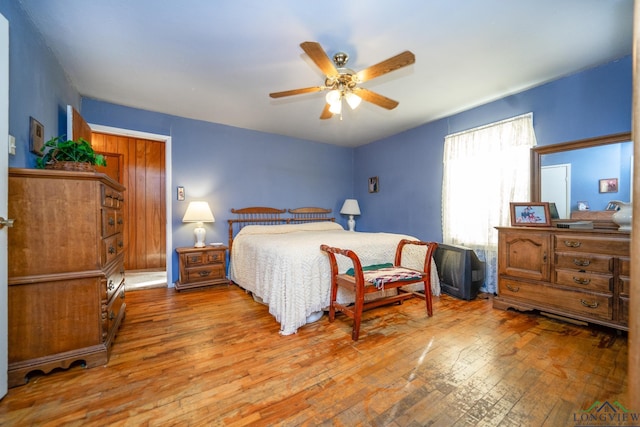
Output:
(185, 250), (223, 267)
(185, 264), (225, 283)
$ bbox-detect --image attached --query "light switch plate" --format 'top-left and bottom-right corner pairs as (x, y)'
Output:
(8, 134), (16, 155)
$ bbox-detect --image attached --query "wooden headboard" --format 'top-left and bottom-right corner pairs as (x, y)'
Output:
(228, 206), (335, 251)
(288, 207), (334, 223)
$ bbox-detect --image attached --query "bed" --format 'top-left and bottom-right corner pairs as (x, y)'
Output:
(227, 207), (440, 335)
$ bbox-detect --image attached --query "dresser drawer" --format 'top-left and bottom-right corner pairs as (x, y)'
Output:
(102, 186), (124, 208)
(619, 276), (630, 297)
(620, 257), (630, 277)
(107, 286), (126, 334)
(105, 258), (125, 301)
(499, 278), (612, 320)
(554, 234), (629, 256)
(102, 208), (118, 237)
(554, 269), (612, 293)
(555, 253), (613, 274)
(102, 235), (119, 265)
(185, 250), (224, 267)
(619, 297), (629, 325)
(185, 264), (225, 283)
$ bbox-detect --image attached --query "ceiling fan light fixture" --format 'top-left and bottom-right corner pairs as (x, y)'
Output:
(325, 89), (341, 105)
(345, 92), (362, 110)
(329, 100), (342, 115)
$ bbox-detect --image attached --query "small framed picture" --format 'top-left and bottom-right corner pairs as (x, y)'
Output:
(599, 178), (618, 193)
(605, 201), (621, 211)
(368, 176), (379, 193)
(29, 117), (44, 155)
(510, 202), (551, 227)
(577, 201), (590, 211)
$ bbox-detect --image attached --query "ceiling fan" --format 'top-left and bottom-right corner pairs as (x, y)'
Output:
(269, 41), (415, 120)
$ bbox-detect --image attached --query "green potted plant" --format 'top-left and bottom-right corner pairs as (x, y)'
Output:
(36, 136), (106, 171)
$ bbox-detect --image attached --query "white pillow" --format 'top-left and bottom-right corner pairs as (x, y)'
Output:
(237, 221), (344, 236)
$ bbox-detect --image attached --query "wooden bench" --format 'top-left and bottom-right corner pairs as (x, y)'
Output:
(320, 239), (438, 341)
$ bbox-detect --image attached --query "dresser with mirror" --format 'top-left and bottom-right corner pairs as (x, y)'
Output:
(494, 132), (632, 331)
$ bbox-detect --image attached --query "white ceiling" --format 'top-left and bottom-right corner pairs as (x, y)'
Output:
(18, 0), (633, 147)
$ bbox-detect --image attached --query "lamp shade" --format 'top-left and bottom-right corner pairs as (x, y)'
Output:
(345, 92), (362, 110)
(340, 199), (361, 216)
(182, 201), (215, 223)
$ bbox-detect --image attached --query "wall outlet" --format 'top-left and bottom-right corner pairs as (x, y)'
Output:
(8, 134), (15, 155)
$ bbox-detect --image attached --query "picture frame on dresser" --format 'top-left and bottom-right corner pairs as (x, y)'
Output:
(510, 202), (551, 226)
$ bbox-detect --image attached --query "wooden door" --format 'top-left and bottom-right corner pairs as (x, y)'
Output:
(91, 132), (166, 271)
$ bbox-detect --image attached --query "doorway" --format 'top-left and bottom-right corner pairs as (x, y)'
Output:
(541, 164), (571, 219)
(91, 128), (172, 288)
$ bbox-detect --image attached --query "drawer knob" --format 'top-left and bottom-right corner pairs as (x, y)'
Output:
(108, 245), (116, 254)
(573, 258), (590, 267)
(506, 284), (520, 292)
(108, 218), (115, 226)
(109, 311), (115, 320)
(564, 240), (582, 248)
(580, 299), (599, 309)
(108, 280), (115, 290)
(199, 271), (211, 277)
(573, 277), (591, 285)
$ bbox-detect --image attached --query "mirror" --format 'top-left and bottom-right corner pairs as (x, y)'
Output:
(531, 132), (632, 219)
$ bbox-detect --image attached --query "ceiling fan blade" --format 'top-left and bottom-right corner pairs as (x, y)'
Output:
(269, 86), (323, 98)
(300, 41), (339, 77)
(320, 103), (333, 120)
(352, 88), (399, 110)
(356, 51), (415, 83)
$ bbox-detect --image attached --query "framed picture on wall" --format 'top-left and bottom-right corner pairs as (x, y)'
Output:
(510, 202), (551, 226)
(29, 116), (44, 155)
(368, 176), (379, 193)
(599, 178), (618, 193)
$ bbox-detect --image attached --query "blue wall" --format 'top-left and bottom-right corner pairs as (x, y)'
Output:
(2, 1), (80, 169)
(3, 1), (632, 283)
(543, 141), (633, 211)
(81, 100), (353, 281)
(354, 56), (632, 244)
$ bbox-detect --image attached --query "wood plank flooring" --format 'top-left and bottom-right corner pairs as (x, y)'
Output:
(0, 285), (629, 426)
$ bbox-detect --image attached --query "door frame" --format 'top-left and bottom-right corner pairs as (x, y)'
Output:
(0, 12), (9, 399)
(541, 163), (571, 218)
(90, 124), (173, 286)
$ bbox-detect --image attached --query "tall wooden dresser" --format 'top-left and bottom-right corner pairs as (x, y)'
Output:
(494, 226), (630, 331)
(7, 168), (126, 387)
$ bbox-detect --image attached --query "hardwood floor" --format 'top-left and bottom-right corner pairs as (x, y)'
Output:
(0, 285), (629, 426)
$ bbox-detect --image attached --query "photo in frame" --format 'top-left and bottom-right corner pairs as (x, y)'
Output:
(599, 178), (618, 193)
(577, 201), (590, 211)
(29, 117), (44, 155)
(368, 176), (379, 193)
(510, 202), (551, 226)
(606, 201), (622, 211)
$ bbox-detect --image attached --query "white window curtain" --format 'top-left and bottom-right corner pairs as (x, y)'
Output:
(442, 113), (537, 293)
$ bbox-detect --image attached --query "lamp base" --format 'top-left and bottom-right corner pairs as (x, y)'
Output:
(193, 223), (206, 247)
(347, 216), (356, 232)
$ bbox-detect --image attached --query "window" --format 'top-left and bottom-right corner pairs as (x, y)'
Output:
(442, 113), (537, 293)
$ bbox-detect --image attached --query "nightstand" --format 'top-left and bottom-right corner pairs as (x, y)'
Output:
(175, 245), (228, 291)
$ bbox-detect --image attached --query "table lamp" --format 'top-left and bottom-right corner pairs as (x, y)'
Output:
(340, 199), (361, 232)
(182, 201), (215, 247)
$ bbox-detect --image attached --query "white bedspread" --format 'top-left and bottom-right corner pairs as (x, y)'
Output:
(228, 222), (440, 335)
